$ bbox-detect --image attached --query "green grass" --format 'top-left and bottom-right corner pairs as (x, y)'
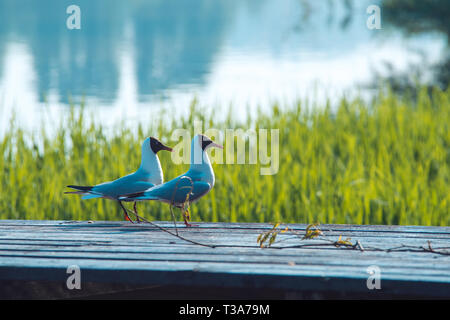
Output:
(0, 87), (449, 225)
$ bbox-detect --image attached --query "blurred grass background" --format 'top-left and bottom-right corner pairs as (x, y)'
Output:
(0, 87), (449, 225)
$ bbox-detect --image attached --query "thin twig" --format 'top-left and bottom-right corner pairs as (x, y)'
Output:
(120, 212), (450, 256)
(123, 206), (214, 247)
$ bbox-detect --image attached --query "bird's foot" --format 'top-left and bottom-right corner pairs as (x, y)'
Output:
(184, 221), (198, 228)
(124, 214), (134, 223)
(183, 218), (198, 228)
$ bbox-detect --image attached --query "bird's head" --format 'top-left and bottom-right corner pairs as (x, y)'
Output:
(148, 137), (173, 154)
(197, 134), (223, 151)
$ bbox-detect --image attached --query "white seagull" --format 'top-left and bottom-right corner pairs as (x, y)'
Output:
(65, 137), (172, 222)
(119, 134), (223, 227)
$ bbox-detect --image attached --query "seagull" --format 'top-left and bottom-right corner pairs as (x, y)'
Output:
(119, 134), (223, 227)
(65, 137), (172, 222)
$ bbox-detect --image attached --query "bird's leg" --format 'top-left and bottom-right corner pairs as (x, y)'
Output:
(183, 215), (191, 227)
(183, 206), (190, 222)
(182, 207), (197, 227)
(171, 175), (196, 228)
(118, 200), (134, 223)
(133, 201), (141, 223)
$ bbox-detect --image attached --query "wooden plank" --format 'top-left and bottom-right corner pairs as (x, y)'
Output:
(0, 220), (449, 299)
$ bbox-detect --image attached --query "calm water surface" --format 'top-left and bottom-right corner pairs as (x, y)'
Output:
(0, 0), (447, 133)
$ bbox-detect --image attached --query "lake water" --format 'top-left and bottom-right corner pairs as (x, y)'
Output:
(0, 0), (447, 133)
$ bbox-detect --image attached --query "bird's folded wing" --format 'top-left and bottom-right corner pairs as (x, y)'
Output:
(118, 182), (155, 196)
(160, 181), (211, 204)
(191, 182), (212, 199)
(118, 192), (159, 201)
(165, 180), (211, 204)
(93, 181), (155, 198)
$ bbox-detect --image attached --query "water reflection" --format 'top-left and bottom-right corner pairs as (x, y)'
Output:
(0, 0), (448, 132)
(0, 0), (236, 104)
(381, 0), (450, 90)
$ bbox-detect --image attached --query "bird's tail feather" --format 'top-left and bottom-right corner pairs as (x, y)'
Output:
(65, 185), (103, 200)
(81, 194), (103, 200)
(64, 191), (103, 200)
(64, 191), (85, 195)
(67, 185), (93, 192)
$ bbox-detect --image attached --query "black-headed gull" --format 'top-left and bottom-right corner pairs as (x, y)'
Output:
(65, 137), (172, 222)
(119, 134), (223, 227)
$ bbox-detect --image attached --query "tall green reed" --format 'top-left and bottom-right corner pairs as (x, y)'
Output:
(0, 87), (449, 225)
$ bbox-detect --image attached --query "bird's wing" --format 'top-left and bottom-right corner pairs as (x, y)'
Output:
(93, 181), (155, 198)
(118, 192), (159, 202)
(120, 180), (211, 205)
(159, 179), (211, 205)
(118, 181), (175, 202)
(189, 181), (212, 202)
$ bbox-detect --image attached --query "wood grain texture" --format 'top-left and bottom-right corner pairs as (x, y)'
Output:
(0, 220), (449, 299)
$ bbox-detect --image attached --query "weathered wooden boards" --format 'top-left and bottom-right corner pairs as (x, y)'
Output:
(0, 220), (448, 299)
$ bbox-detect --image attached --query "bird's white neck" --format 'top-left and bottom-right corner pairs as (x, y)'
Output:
(137, 139), (163, 184)
(189, 136), (215, 186)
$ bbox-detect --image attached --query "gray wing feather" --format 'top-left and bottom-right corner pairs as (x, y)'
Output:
(93, 181), (155, 198)
(120, 179), (211, 205)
